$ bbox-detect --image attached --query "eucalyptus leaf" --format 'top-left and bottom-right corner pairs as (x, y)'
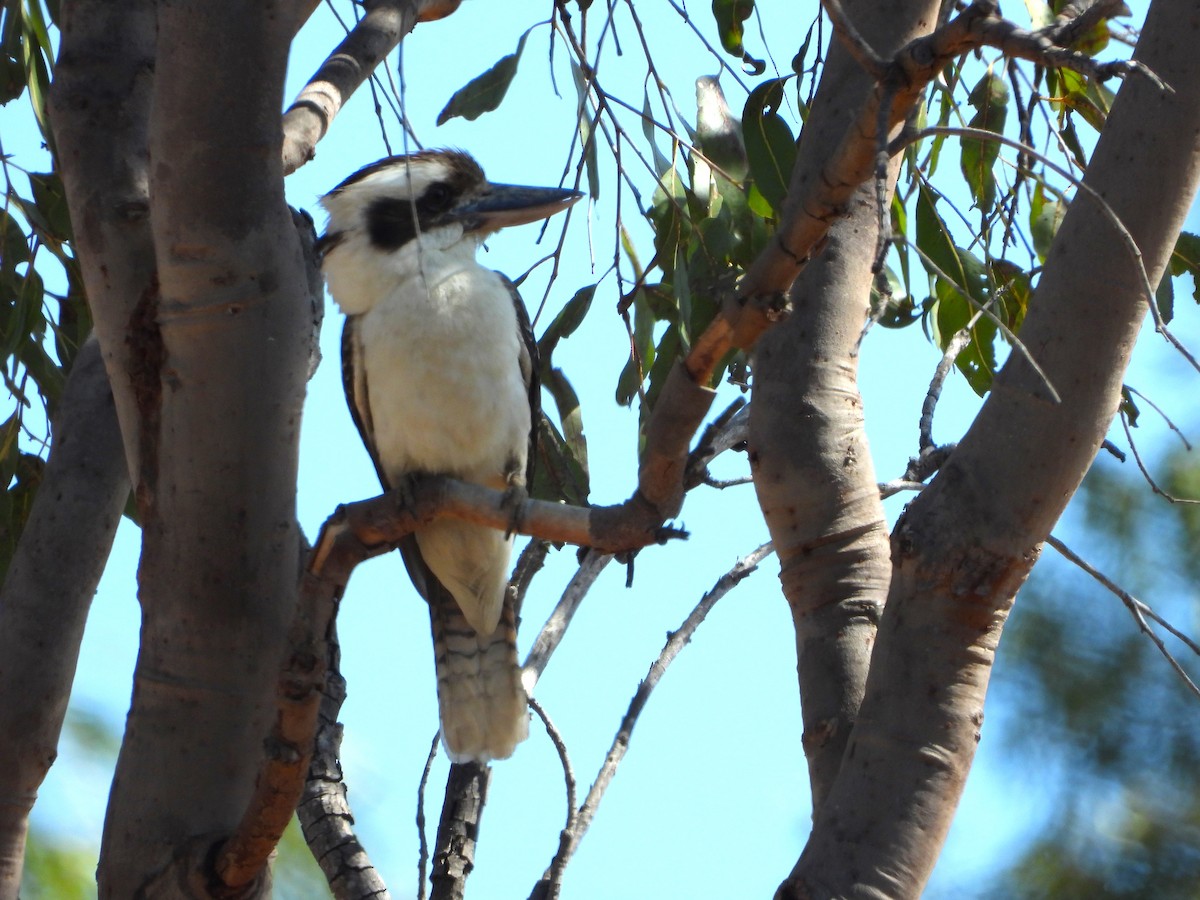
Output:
(436, 30), (530, 125)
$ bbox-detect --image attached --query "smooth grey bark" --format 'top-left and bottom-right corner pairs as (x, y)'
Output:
(779, 0), (1200, 895)
(48, 0), (157, 484)
(750, 0), (940, 814)
(78, 1), (312, 896)
(0, 337), (128, 897)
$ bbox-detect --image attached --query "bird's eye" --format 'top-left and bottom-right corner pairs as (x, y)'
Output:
(421, 183), (453, 211)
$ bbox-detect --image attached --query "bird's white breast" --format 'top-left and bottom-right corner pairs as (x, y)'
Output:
(334, 231), (530, 483)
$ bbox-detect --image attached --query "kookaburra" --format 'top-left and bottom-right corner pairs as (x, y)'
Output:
(318, 150), (581, 763)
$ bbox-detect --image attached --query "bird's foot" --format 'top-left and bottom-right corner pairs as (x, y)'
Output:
(391, 472), (423, 513)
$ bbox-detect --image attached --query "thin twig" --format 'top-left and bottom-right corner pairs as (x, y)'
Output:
(540, 543), (775, 882)
(1125, 385), (1193, 451)
(416, 731), (440, 900)
(820, 0), (888, 78)
(920, 328), (973, 453)
(522, 551), (614, 689)
(1048, 534), (1200, 701)
(878, 479), (929, 499)
(1118, 411), (1200, 505)
(528, 697), (577, 900)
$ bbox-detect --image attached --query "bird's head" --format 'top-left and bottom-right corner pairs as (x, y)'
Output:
(318, 149), (581, 260)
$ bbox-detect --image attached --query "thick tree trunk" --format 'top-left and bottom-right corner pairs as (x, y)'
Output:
(48, 0), (157, 482)
(53, 1), (313, 896)
(0, 337), (128, 897)
(779, 0), (1200, 895)
(750, 0), (940, 814)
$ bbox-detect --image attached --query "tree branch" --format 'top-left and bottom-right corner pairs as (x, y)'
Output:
(297, 617), (393, 900)
(0, 336), (128, 894)
(681, 0), (1159, 389)
(1048, 535), (1200, 701)
(281, 0), (463, 175)
(780, 0), (1200, 891)
(529, 543), (774, 898)
(430, 763), (490, 900)
(48, 0), (157, 485)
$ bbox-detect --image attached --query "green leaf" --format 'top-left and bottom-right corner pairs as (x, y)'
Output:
(990, 259), (1032, 335)
(643, 88), (674, 178)
(538, 284), (595, 361)
(872, 266), (920, 329)
(742, 79), (796, 215)
(0, 206), (30, 274)
(27, 171), (71, 242)
(616, 288), (657, 406)
(711, 0), (765, 73)
(915, 183), (965, 285)
(1156, 270), (1175, 324)
(533, 412), (590, 507)
(0, 417), (43, 581)
(1119, 385), (1139, 427)
(1164, 231), (1200, 305)
(673, 246), (692, 349)
(1030, 182), (1067, 262)
(541, 367), (589, 484)
(436, 30), (530, 125)
(644, 323), (682, 414)
(934, 277), (998, 396)
(960, 72), (1008, 212)
(0, 54), (23, 105)
(570, 58), (600, 200)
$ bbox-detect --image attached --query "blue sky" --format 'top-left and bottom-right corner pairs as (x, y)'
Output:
(14, 1), (1200, 898)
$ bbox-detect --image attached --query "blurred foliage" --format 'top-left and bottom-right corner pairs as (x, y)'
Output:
(981, 445), (1200, 899)
(20, 707), (331, 898)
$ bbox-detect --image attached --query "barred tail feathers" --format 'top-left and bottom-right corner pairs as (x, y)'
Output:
(429, 584), (529, 763)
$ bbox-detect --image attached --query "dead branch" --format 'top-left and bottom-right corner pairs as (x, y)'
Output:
(920, 329), (972, 453)
(430, 763), (491, 900)
(308, 473), (686, 582)
(527, 698), (577, 900)
(0, 336), (129, 897)
(214, 562), (336, 888)
(1119, 412), (1200, 505)
(296, 617), (392, 900)
(523, 551), (615, 689)
(417, 733), (440, 900)
(528, 543), (774, 897)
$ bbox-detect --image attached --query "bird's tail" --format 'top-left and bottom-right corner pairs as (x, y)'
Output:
(429, 582), (529, 763)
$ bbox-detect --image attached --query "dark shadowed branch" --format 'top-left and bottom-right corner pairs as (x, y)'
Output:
(0, 337), (128, 895)
(296, 616), (393, 899)
(430, 762), (491, 900)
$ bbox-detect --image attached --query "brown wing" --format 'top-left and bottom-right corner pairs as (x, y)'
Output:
(342, 314), (434, 599)
(498, 272), (540, 487)
(341, 315), (390, 490)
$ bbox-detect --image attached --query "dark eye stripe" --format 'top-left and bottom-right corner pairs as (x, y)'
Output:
(365, 197), (420, 252)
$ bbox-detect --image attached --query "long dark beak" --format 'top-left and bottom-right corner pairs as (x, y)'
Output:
(455, 183), (583, 232)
